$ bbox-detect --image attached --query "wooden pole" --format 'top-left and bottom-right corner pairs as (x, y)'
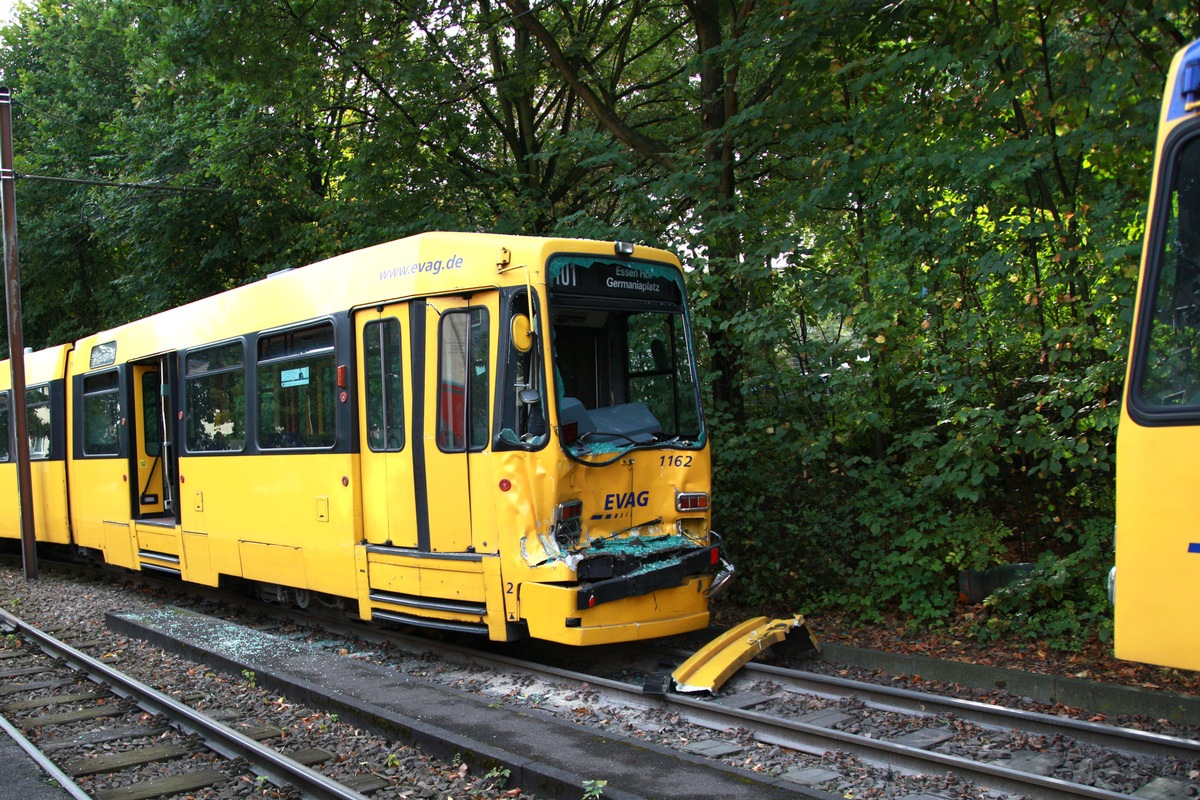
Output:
(0, 87), (38, 580)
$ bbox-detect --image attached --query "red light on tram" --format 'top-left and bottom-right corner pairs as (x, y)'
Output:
(499, 479), (512, 492)
(710, 548), (720, 565)
(561, 421), (579, 444)
(587, 594), (596, 608)
(337, 365), (347, 389)
(676, 492), (709, 512)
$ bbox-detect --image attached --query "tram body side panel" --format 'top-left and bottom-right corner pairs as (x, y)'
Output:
(0, 458), (81, 546)
(69, 455), (137, 568)
(178, 452), (361, 600)
(0, 347), (73, 545)
(1114, 419), (1200, 671)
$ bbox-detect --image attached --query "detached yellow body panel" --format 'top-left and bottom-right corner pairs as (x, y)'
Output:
(671, 615), (816, 693)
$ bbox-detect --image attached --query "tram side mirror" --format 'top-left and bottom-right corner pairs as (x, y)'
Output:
(511, 313), (533, 353)
(519, 388), (541, 405)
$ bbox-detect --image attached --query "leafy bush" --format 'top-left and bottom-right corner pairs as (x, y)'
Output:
(969, 518), (1115, 650)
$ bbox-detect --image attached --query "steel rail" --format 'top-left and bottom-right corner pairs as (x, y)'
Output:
(720, 657), (1200, 761)
(0, 607), (369, 800)
(229, 604), (1173, 800)
(0, 711), (92, 800)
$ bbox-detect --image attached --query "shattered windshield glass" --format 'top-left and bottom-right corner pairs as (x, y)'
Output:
(547, 254), (704, 457)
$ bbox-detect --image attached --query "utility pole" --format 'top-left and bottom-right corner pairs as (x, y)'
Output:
(0, 87), (38, 580)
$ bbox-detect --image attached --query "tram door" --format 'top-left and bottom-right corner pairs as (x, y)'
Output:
(420, 296), (490, 553)
(356, 305), (418, 547)
(131, 358), (179, 521)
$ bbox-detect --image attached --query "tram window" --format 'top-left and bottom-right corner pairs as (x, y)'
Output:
(257, 323), (336, 449)
(551, 307), (703, 442)
(437, 308), (489, 452)
(185, 341), (245, 452)
(141, 372), (162, 457)
(82, 371), (121, 456)
(0, 393), (9, 461)
(1137, 136), (1200, 411)
(364, 318), (404, 451)
(25, 385), (51, 460)
(627, 313), (700, 437)
(498, 295), (547, 447)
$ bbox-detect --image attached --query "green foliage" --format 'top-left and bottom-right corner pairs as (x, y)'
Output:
(484, 766), (510, 789)
(972, 518), (1115, 649)
(703, 0), (1195, 645)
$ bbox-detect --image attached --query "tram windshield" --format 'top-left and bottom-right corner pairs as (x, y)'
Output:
(1133, 133), (1200, 416)
(547, 254), (704, 456)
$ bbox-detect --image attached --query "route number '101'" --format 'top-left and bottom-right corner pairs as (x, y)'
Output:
(554, 263), (578, 287)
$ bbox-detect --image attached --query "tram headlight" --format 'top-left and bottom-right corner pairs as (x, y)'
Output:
(552, 500), (584, 548)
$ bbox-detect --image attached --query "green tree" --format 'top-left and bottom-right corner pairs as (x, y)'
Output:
(713, 1), (1197, 640)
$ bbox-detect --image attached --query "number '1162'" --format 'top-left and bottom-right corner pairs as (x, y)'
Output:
(660, 455), (692, 467)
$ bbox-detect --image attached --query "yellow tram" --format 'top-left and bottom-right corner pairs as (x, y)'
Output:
(0, 232), (729, 645)
(1116, 40), (1200, 671)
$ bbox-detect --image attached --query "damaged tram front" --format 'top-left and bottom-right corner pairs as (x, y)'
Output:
(493, 244), (731, 645)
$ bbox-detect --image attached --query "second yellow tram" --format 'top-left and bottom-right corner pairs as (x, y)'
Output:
(1116, 40), (1200, 671)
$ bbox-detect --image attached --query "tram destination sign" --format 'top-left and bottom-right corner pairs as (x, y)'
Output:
(550, 258), (682, 304)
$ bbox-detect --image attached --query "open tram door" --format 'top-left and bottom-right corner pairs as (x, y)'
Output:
(129, 355), (180, 524)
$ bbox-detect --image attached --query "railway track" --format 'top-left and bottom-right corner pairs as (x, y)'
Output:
(301, 625), (1198, 800)
(5, 561), (1199, 800)
(0, 607), (379, 800)
(127, 588), (1196, 800)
